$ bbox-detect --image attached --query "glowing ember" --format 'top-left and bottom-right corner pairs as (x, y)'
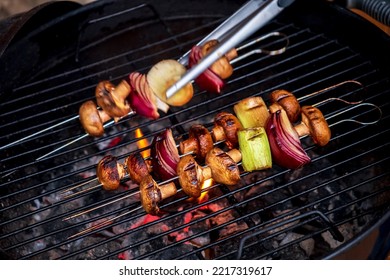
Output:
(135, 128), (150, 158)
(129, 214), (160, 230)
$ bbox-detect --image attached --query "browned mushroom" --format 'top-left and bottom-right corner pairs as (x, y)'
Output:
(211, 112), (243, 149)
(79, 100), (111, 137)
(96, 155), (126, 191)
(176, 154), (212, 198)
(177, 148), (241, 197)
(125, 152), (152, 184)
(95, 80), (132, 121)
(179, 124), (214, 161)
(294, 105), (331, 146)
(205, 147), (241, 186)
(139, 174), (177, 215)
(201, 40), (237, 79)
(268, 89), (300, 123)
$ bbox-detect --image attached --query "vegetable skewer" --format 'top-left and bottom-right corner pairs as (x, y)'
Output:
(63, 98), (381, 232)
(62, 82), (376, 197)
(0, 33), (288, 157)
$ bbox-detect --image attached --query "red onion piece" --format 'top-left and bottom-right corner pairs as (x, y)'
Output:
(188, 45), (225, 93)
(151, 128), (180, 180)
(128, 72), (159, 119)
(265, 109), (311, 169)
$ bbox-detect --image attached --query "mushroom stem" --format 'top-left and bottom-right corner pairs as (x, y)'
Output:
(160, 182), (178, 200)
(294, 122), (310, 137)
(97, 109), (112, 124)
(226, 149), (242, 163)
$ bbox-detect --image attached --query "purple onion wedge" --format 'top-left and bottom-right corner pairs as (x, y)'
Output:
(188, 45), (225, 94)
(128, 72), (160, 120)
(265, 109), (311, 169)
(151, 128), (180, 181)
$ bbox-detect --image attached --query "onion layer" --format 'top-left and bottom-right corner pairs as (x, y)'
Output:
(128, 72), (160, 119)
(265, 109), (311, 169)
(151, 128), (180, 180)
(188, 45), (225, 93)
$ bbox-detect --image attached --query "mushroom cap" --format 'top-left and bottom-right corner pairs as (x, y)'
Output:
(205, 147), (240, 186)
(79, 100), (105, 137)
(139, 175), (162, 215)
(201, 40), (234, 80)
(213, 112), (242, 149)
(176, 155), (204, 198)
(96, 155), (125, 191)
(125, 152), (151, 184)
(180, 124), (214, 161)
(270, 89), (300, 123)
(301, 105), (331, 146)
(95, 80), (131, 119)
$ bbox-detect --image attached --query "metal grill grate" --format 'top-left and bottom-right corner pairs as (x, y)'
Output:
(0, 0), (389, 260)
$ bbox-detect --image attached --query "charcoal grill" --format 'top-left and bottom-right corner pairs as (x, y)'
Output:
(0, 0), (389, 260)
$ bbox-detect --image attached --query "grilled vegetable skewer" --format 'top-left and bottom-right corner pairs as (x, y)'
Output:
(94, 113), (242, 192)
(0, 34), (288, 160)
(65, 80), (369, 198)
(81, 92), (328, 192)
(66, 147), (242, 236)
(66, 100), (381, 238)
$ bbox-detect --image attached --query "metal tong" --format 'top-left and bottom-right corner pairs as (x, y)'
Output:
(166, 0), (295, 99)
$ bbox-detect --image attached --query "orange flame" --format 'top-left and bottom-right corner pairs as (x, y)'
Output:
(198, 178), (213, 203)
(135, 128), (150, 158)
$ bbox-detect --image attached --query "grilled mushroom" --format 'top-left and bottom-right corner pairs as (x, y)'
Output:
(79, 100), (111, 137)
(269, 89), (300, 123)
(124, 152), (152, 184)
(294, 105), (331, 146)
(205, 147), (241, 186)
(95, 80), (132, 120)
(211, 112), (243, 149)
(139, 175), (177, 215)
(201, 40), (236, 79)
(176, 155), (212, 198)
(96, 155), (126, 191)
(179, 124), (214, 161)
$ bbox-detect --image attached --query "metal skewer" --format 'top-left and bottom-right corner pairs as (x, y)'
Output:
(0, 115), (79, 151)
(67, 205), (144, 239)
